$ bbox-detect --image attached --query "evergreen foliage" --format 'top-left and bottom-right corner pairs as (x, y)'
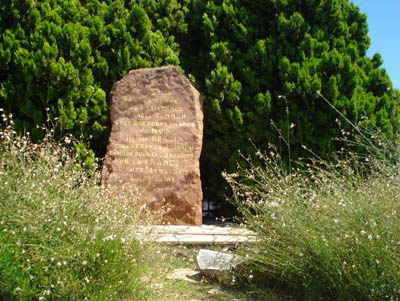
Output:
(177, 0), (399, 204)
(0, 0), (398, 206)
(0, 0), (184, 155)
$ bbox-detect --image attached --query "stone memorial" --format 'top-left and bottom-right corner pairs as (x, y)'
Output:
(102, 66), (203, 225)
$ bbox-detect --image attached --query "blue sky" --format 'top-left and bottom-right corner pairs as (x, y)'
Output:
(350, 0), (400, 90)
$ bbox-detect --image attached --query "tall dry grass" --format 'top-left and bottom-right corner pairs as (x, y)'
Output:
(0, 110), (154, 300)
(225, 121), (400, 300)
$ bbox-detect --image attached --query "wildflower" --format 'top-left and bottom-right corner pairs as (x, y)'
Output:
(82, 260), (87, 265)
(368, 234), (372, 241)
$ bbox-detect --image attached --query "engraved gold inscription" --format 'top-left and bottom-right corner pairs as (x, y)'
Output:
(111, 85), (196, 190)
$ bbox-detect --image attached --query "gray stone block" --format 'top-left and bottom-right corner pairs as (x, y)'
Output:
(195, 249), (245, 274)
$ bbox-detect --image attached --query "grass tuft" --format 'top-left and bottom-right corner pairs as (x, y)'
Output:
(224, 124), (400, 300)
(0, 110), (154, 300)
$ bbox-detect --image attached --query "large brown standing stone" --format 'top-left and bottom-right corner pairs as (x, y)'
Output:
(102, 66), (203, 225)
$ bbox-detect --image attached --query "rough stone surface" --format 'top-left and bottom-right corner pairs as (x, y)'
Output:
(195, 249), (245, 274)
(102, 66), (203, 225)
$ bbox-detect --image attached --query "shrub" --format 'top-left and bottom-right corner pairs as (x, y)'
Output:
(224, 124), (400, 300)
(0, 0), (184, 156)
(0, 110), (153, 300)
(178, 0), (399, 205)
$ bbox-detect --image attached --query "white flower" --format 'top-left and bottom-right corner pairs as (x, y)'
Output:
(368, 234), (372, 241)
(15, 287), (21, 292)
(82, 260), (87, 265)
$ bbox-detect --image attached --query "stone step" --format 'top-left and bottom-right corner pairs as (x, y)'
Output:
(137, 225), (258, 245)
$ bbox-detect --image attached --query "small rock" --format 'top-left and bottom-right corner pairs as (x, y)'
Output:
(195, 249), (245, 274)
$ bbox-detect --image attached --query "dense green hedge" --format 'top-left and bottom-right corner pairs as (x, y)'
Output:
(1, 0), (398, 207)
(0, 0), (184, 156)
(177, 0), (399, 204)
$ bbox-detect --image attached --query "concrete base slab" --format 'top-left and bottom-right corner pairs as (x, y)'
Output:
(137, 224), (258, 245)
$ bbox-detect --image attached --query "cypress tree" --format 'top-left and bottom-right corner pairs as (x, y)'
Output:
(0, 0), (185, 158)
(1, 0), (398, 209)
(177, 0), (399, 206)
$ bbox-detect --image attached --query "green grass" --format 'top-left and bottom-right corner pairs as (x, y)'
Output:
(224, 124), (400, 300)
(2, 103), (400, 300)
(0, 111), (156, 300)
(0, 110), (255, 301)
